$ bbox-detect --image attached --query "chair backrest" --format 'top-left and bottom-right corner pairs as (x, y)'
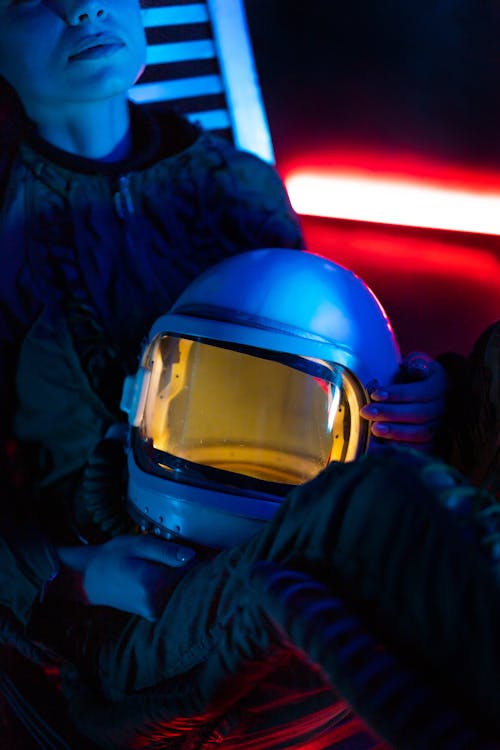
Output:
(129, 0), (275, 164)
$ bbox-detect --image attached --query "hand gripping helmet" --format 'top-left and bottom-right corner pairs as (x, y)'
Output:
(121, 249), (401, 549)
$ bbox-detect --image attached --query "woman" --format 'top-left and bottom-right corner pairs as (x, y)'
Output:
(0, 2), (497, 748)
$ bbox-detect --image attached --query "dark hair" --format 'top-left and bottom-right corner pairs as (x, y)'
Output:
(0, 76), (28, 148)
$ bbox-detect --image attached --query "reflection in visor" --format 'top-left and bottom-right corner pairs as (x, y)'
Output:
(137, 336), (368, 494)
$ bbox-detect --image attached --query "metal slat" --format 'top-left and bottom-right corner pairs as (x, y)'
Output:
(146, 39), (216, 65)
(206, 0), (275, 162)
(130, 0), (274, 155)
(185, 109), (231, 130)
(129, 74), (223, 104)
(142, 5), (209, 28)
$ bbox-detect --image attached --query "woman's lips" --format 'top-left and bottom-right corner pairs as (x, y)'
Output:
(69, 38), (125, 62)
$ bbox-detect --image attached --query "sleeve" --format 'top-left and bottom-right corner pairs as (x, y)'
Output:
(0, 292), (60, 629)
(29, 451), (500, 748)
(193, 137), (306, 260)
(434, 320), (498, 491)
(433, 348), (469, 474)
(0, 423), (59, 629)
(0, 508), (59, 628)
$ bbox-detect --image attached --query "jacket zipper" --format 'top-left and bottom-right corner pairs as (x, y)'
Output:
(113, 174), (135, 219)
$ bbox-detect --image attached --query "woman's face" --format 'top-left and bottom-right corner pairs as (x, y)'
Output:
(0, 0), (147, 118)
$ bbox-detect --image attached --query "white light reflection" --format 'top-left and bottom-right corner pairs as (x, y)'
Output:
(285, 172), (500, 235)
(327, 384), (341, 434)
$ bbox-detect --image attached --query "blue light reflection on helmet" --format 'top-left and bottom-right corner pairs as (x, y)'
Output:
(155, 248), (401, 387)
(123, 249), (401, 549)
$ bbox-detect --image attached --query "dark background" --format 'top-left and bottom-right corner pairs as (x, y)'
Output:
(245, 0), (500, 169)
(243, 1), (500, 357)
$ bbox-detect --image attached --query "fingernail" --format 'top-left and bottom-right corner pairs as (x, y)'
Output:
(372, 390), (389, 401)
(374, 424), (389, 434)
(362, 405), (379, 417)
(410, 359), (428, 371)
(177, 548), (196, 563)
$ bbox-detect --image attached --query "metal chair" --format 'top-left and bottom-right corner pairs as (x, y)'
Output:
(130, 0), (275, 164)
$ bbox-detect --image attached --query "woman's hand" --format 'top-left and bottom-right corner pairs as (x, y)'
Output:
(360, 352), (449, 452)
(57, 534), (196, 621)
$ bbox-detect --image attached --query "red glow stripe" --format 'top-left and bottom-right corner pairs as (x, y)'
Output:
(285, 171), (500, 235)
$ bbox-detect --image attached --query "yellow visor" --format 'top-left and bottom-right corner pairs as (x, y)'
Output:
(135, 335), (369, 496)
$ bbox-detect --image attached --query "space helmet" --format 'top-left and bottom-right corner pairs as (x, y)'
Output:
(121, 248), (401, 549)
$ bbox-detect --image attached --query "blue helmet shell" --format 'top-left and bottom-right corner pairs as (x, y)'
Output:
(153, 248), (401, 388)
(124, 249), (401, 548)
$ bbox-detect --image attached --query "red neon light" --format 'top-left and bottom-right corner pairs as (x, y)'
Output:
(285, 170), (500, 235)
(279, 148), (500, 236)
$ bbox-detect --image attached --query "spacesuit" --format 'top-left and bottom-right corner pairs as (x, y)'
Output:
(47, 249), (499, 749)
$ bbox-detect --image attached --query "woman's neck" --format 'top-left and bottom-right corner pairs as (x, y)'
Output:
(31, 95), (132, 162)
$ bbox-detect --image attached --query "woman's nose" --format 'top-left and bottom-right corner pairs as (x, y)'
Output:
(64, 0), (108, 25)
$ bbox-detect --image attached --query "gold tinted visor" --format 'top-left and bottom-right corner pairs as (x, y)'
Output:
(137, 336), (368, 493)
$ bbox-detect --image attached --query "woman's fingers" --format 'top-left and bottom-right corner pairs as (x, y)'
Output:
(78, 534), (197, 619)
(129, 534), (196, 567)
(360, 399), (445, 425)
(370, 419), (440, 444)
(362, 353), (449, 450)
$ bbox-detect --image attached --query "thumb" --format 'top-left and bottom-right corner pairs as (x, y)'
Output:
(130, 534), (196, 567)
(402, 351), (433, 381)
